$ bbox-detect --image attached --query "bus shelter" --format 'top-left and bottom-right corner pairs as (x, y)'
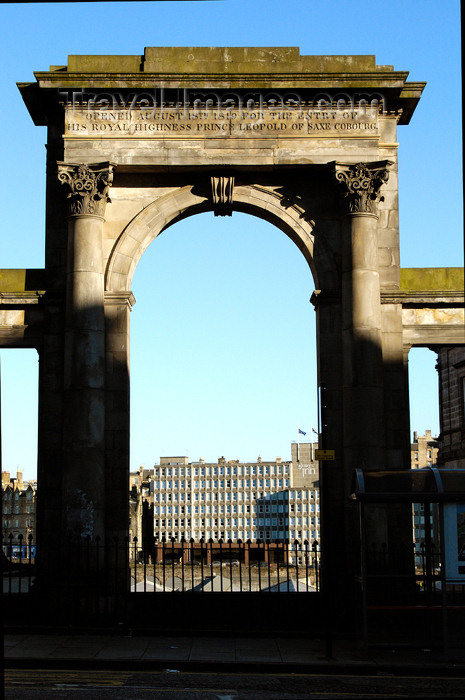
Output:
(350, 468), (465, 653)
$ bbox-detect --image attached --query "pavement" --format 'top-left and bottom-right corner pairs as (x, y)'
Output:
(4, 631), (465, 675)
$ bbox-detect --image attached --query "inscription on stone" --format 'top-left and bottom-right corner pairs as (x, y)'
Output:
(65, 107), (379, 138)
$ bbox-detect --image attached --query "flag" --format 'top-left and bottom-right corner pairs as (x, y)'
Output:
(298, 428), (306, 435)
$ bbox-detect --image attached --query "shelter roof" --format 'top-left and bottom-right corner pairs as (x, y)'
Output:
(350, 468), (465, 503)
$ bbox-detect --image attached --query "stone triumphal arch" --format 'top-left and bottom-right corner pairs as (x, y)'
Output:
(2, 48), (464, 617)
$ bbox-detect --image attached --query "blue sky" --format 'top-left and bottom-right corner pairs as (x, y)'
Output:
(0, 0), (462, 478)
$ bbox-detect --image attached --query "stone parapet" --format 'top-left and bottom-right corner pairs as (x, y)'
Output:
(400, 267), (465, 293)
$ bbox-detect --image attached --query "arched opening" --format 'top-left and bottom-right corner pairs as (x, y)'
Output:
(0, 348), (38, 548)
(408, 347), (440, 449)
(0, 349), (38, 481)
(105, 183), (338, 294)
(129, 211), (319, 547)
(408, 347), (440, 566)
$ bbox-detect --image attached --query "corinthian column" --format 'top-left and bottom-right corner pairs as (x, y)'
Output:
(334, 161), (391, 474)
(57, 162), (115, 539)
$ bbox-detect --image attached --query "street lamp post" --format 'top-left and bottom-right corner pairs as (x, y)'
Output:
(318, 382), (333, 659)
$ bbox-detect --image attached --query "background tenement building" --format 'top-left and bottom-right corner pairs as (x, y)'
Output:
(130, 444), (320, 545)
(437, 346), (465, 469)
(410, 430), (439, 558)
(2, 470), (37, 545)
(411, 430), (439, 470)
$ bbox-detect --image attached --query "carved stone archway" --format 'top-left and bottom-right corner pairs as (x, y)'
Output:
(105, 182), (338, 291)
(3, 47), (462, 627)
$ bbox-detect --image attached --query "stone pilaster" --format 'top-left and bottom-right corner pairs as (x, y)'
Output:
(57, 162), (115, 539)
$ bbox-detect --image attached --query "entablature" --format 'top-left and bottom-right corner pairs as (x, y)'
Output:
(18, 47), (425, 126)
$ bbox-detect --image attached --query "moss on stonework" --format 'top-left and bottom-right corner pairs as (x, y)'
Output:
(66, 49), (387, 75)
(400, 267), (464, 292)
(0, 269), (46, 293)
(67, 55), (142, 73)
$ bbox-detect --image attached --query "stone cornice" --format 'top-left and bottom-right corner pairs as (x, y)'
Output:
(310, 289), (341, 307)
(105, 291), (136, 309)
(381, 289), (465, 307)
(57, 162), (115, 217)
(402, 324), (465, 347)
(0, 291), (45, 305)
(0, 325), (41, 348)
(18, 48), (425, 126)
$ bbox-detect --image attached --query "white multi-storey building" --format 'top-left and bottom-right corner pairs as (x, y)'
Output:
(131, 443), (320, 544)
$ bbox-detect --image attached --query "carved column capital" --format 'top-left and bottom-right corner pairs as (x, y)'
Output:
(57, 162), (115, 217)
(333, 161), (392, 215)
(211, 176), (235, 216)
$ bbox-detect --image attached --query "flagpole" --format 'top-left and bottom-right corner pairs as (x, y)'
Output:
(310, 427), (318, 463)
(297, 424), (300, 463)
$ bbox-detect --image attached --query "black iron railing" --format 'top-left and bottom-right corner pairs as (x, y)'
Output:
(131, 536), (320, 592)
(4, 534), (464, 641)
(2, 533), (36, 593)
(2, 534), (320, 596)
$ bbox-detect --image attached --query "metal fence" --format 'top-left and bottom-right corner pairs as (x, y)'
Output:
(364, 539), (465, 601)
(3, 534), (320, 595)
(131, 536), (320, 592)
(3, 534), (322, 631)
(4, 534), (465, 641)
(360, 539), (465, 652)
(3, 533), (36, 594)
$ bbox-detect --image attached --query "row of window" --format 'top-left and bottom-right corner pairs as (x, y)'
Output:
(156, 531), (319, 542)
(152, 489), (316, 500)
(2, 491), (35, 501)
(153, 491), (312, 503)
(153, 479), (289, 491)
(3, 519), (34, 528)
(413, 515), (427, 525)
(154, 503), (320, 515)
(3, 505), (35, 514)
(154, 516), (320, 528)
(412, 450), (433, 460)
(153, 465), (291, 477)
(2, 489), (35, 499)
(152, 479), (293, 491)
